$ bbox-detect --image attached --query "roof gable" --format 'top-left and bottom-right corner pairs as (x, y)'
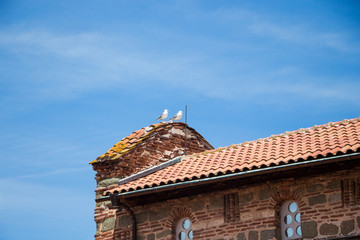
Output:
(105, 117), (360, 196)
(91, 122), (214, 182)
(91, 123), (163, 164)
(91, 122), (213, 164)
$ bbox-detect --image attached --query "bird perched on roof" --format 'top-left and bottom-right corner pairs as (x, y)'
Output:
(156, 109), (168, 122)
(169, 110), (183, 122)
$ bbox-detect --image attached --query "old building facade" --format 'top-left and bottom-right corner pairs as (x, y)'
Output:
(91, 118), (360, 240)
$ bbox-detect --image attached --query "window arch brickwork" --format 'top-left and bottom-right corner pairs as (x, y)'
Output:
(176, 217), (193, 240)
(269, 189), (305, 240)
(166, 207), (195, 240)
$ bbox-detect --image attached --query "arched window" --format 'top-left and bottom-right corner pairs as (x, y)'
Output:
(280, 201), (302, 239)
(176, 217), (193, 240)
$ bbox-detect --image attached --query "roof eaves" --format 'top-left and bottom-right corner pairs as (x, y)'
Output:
(101, 152), (360, 200)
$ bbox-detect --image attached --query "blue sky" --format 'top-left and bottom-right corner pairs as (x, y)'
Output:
(0, 1), (359, 239)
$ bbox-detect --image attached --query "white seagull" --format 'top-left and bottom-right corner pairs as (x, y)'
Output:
(156, 109), (168, 121)
(169, 110), (183, 122)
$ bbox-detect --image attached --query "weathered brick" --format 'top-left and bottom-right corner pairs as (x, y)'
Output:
(326, 179), (340, 190)
(302, 221), (318, 238)
(249, 230), (259, 240)
(239, 192), (253, 204)
(306, 184), (324, 193)
(237, 232), (246, 240)
(96, 222), (100, 234)
(147, 233), (155, 240)
(97, 178), (121, 189)
(136, 212), (148, 224)
(118, 215), (132, 228)
(309, 194), (326, 206)
(192, 199), (205, 212)
(319, 223), (339, 235)
(260, 229), (275, 240)
(295, 187), (305, 194)
(156, 230), (171, 238)
(328, 193), (341, 203)
(259, 189), (271, 200)
(210, 196), (224, 209)
(102, 218), (116, 232)
(92, 123), (213, 182)
(149, 208), (171, 221)
(341, 219), (354, 234)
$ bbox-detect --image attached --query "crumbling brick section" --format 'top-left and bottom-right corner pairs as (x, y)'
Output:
(114, 229), (131, 240)
(92, 122), (213, 190)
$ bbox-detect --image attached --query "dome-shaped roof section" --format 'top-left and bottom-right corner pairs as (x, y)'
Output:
(90, 122), (213, 164)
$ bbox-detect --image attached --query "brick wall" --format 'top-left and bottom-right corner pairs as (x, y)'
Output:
(94, 166), (360, 240)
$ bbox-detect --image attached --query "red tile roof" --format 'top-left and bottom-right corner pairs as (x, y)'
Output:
(106, 117), (360, 195)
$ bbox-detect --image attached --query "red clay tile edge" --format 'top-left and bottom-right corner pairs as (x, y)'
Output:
(104, 116), (360, 195)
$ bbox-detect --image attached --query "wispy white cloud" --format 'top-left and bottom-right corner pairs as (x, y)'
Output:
(249, 21), (358, 52)
(270, 66), (299, 76)
(0, 178), (93, 234)
(0, 29), (204, 99)
(0, 22), (359, 108)
(0, 130), (106, 172)
(3, 167), (89, 180)
(207, 6), (360, 53)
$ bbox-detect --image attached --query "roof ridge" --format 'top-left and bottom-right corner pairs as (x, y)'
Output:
(90, 122), (168, 164)
(185, 116), (360, 158)
(90, 122), (207, 164)
(252, 116), (360, 144)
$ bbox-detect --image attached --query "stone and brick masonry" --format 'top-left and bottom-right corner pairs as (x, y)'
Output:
(94, 165), (360, 240)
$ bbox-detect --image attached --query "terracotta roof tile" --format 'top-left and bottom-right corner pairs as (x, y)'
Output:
(106, 116), (360, 195)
